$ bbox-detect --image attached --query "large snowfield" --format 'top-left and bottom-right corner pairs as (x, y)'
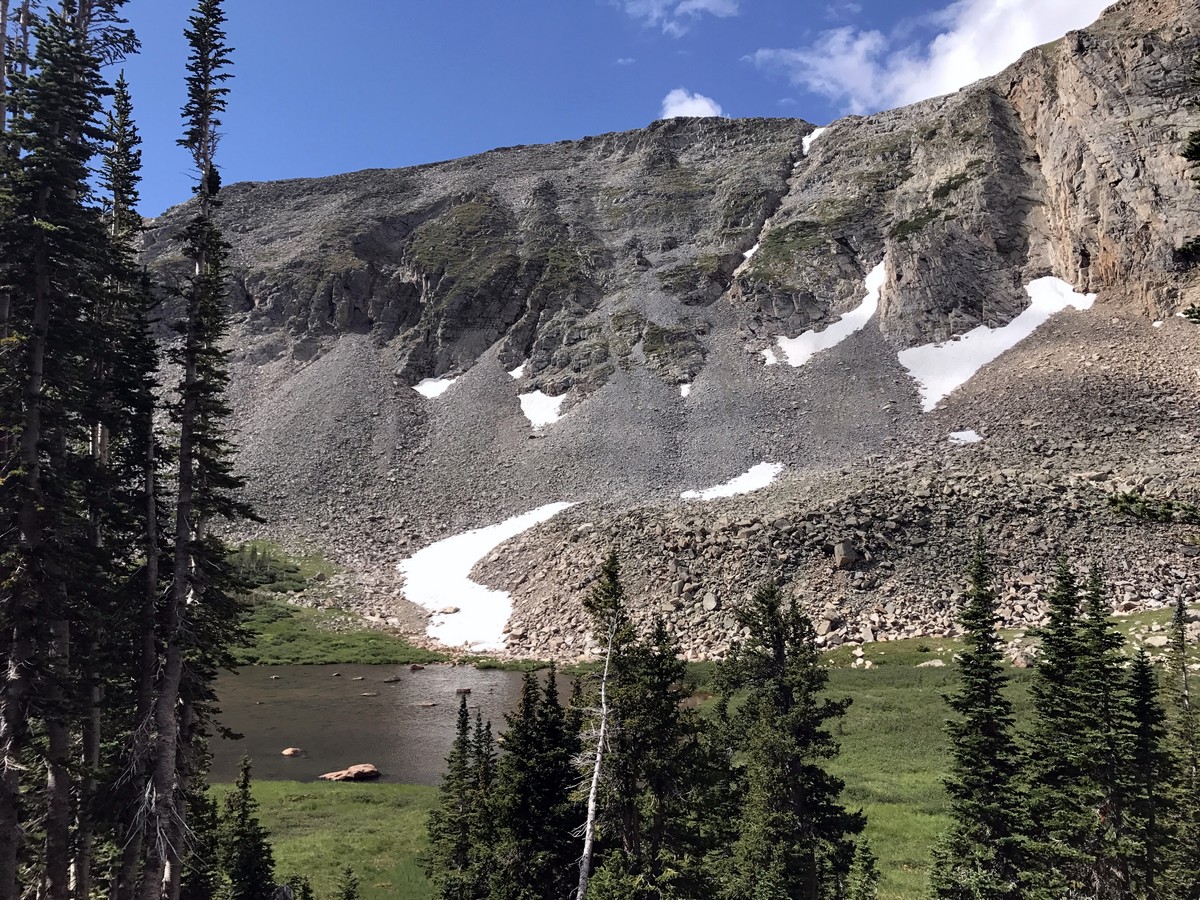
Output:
(681, 462), (784, 501)
(898, 277), (1096, 411)
(397, 502), (576, 651)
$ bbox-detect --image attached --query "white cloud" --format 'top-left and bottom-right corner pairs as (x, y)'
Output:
(750, 0), (1111, 114)
(620, 0), (738, 36)
(661, 88), (724, 118)
(616, 57), (637, 65)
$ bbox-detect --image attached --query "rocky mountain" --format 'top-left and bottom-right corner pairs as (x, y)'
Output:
(145, 0), (1200, 659)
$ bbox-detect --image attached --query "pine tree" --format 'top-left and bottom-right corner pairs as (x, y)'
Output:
(218, 758), (277, 900)
(1161, 596), (1200, 899)
(1126, 650), (1169, 897)
(335, 867), (360, 900)
(717, 581), (864, 900)
(491, 671), (580, 900)
(426, 695), (477, 900)
(0, 3), (111, 895)
(1076, 568), (1139, 898)
(1024, 558), (1093, 897)
(846, 841), (880, 900)
(927, 536), (1029, 900)
(142, 2), (248, 896)
(468, 712), (498, 897)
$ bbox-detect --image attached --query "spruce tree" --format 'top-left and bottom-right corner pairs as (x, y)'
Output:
(426, 695), (478, 900)
(846, 841), (880, 900)
(1161, 596), (1200, 899)
(717, 581), (864, 900)
(218, 758), (277, 900)
(491, 671), (581, 900)
(1076, 568), (1139, 898)
(1126, 650), (1169, 897)
(335, 868), (360, 900)
(468, 712), (498, 897)
(0, 3), (110, 895)
(142, 3), (249, 896)
(927, 536), (1029, 900)
(1024, 558), (1093, 897)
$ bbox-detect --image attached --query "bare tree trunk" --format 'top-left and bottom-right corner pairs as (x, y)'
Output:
(577, 620), (616, 900)
(45, 615), (72, 900)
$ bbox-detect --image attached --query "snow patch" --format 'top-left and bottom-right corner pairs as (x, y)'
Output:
(681, 462), (784, 501)
(761, 347), (779, 366)
(948, 430), (983, 445)
(776, 262), (884, 367)
(520, 390), (567, 428)
(802, 126), (827, 156)
(898, 277), (1096, 412)
(743, 243), (760, 261)
(413, 376), (458, 398)
(508, 361), (528, 379)
(1153, 320), (1164, 329)
(398, 503), (575, 651)
(680, 384), (692, 398)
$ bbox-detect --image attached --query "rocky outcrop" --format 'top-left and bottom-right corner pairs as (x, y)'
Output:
(318, 763), (381, 782)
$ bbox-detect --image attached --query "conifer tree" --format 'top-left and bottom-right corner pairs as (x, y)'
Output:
(846, 841), (880, 900)
(717, 581), (864, 900)
(1126, 650), (1169, 897)
(426, 695), (478, 900)
(218, 758), (277, 900)
(1076, 568), (1139, 898)
(1161, 596), (1200, 899)
(1024, 559), (1093, 897)
(491, 671), (580, 900)
(468, 712), (498, 897)
(0, 3), (110, 895)
(928, 536), (1029, 900)
(142, 2), (248, 896)
(335, 868), (360, 900)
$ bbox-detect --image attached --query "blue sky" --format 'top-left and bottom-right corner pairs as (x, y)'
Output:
(117, 0), (1112, 214)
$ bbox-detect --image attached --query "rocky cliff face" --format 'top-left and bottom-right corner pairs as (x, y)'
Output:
(145, 0), (1200, 658)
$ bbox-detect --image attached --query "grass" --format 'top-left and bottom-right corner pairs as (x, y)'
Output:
(227, 616), (1200, 900)
(235, 601), (448, 666)
(231, 781), (439, 900)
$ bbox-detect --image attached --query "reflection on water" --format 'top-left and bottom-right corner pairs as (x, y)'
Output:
(211, 664), (539, 785)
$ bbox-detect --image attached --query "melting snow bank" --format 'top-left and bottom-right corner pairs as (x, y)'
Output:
(508, 361), (528, 379)
(802, 126), (827, 156)
(898, 277), (1096, 412)
(520, 390), (566, 428)
(680, 384), (692, 398)
(743, 243), (760, 261)
(413, 376), (458, 398)
(761, 348), (779, 366)
(681, 462), (784, 501)
(776, 262), (884, 367)
(949, 430), (983, 445)
(397, 503), (576, 651)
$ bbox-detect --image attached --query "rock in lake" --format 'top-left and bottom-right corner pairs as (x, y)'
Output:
(281, 747), (303, 757)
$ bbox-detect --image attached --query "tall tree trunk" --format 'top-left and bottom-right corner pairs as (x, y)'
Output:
(0, 190), (53, 900)
(0, 0), (10, 139)
(577, 620), (616, 900)
(139, 306), (196, 900)
(45, 614), (72, 900)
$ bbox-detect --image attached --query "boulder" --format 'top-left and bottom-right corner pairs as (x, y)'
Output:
(833, 541), (859, 570)
(281, 747), (303, 757)
(319, 763), (381, 782)
(916, 659), (946, 668)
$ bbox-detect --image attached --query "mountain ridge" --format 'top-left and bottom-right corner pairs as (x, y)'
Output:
(142, 0), (1200, 659)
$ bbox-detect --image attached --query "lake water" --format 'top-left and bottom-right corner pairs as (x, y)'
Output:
(210, 664), (540, 785)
